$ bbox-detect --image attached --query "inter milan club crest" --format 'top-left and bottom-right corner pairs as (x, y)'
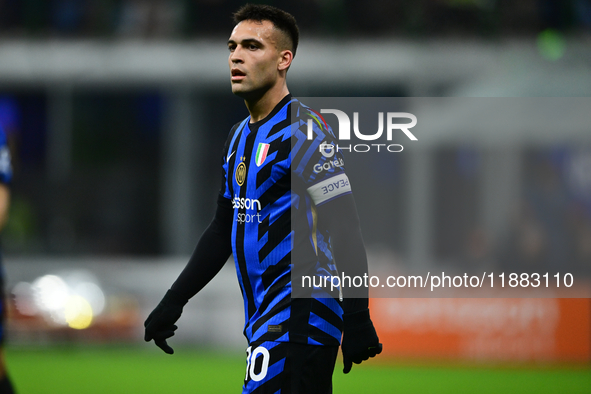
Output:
(235, 159), (246, 186)
(255, 143), (270, 167)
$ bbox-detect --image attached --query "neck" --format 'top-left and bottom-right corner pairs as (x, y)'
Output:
(244, 81), (290, 123)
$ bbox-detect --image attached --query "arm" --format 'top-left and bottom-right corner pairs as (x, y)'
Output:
(293, 105), (381, 370)
(144, 195), (233, 354)
(317, 193), (368, 311)
(170, 195), (233, 300)
(316, 193), (382, 373)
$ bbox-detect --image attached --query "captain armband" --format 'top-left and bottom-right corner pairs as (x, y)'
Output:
(306, 173), (352, 206)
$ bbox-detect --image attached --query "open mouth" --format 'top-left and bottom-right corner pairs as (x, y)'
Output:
(231, 69), (246, 81)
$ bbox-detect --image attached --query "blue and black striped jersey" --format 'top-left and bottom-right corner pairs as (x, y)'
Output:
(220, 95), (352, 346)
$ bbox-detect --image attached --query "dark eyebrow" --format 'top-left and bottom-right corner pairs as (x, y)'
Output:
(227, 38), (264, 47)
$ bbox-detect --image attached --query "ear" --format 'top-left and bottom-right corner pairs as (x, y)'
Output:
(278, 50), (293, 71)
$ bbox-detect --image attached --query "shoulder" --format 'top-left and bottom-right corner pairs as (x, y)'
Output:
(228, 119), (247, 139)
(223, 119), (248, 152)
(289, 99), (332, 137)
(230, 120), (245, 134)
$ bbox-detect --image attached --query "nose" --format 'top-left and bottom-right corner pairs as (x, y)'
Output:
(230, 47), (243, 64)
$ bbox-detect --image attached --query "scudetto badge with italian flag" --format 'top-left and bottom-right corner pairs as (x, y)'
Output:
(255, 143), (270, 167)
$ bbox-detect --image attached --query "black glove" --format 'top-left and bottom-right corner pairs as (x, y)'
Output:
(341, 308), (382, 374)
(144, 289), (188, 354)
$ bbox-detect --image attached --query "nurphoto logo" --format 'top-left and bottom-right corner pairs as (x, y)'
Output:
(308, 110), (418, 153)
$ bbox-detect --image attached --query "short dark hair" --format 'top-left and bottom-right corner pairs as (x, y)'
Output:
(233, 4), (299, 57)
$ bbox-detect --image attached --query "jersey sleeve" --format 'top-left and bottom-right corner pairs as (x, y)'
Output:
(0, 126), (12, 185)
(291, 105), (351, 206)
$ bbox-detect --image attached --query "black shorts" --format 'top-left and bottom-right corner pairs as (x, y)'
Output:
(242, 341), (339, 394)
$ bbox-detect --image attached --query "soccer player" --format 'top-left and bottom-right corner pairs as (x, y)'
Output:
(144, 4), (382, 393)
(0, 124), (14, 394)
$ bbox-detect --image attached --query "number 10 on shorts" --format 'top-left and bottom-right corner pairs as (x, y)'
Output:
(245, 346), (270, 382)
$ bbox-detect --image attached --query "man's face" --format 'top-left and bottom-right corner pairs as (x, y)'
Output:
(228, 20), (284, 99)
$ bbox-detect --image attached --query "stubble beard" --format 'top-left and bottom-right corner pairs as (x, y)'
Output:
(231, 79), (273, 102)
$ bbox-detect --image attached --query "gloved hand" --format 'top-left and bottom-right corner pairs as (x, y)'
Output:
(341, 308), (382, 374)
(144, 289), (188, 354)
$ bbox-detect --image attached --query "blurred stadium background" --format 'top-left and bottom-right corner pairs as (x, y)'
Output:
(0, 0), (590, 393)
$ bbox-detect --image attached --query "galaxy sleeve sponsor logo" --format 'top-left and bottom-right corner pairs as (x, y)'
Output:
(313, 157), (345, 174)
(306, 173), (352, 205)
(319, 141), (335, 158)
(313, 140), (345, 173)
